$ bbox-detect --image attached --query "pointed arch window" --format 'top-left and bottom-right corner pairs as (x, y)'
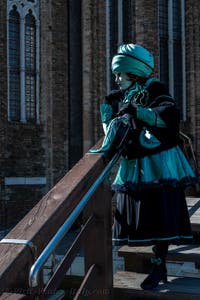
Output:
(25, 10), (36, 122)
(7, 1), (40, 123)
(8, 6), (21, 121)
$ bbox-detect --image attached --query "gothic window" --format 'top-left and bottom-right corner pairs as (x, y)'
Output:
(7, 1), (40, 123)
(8, 6), (21, 121)
(158, 0), (186, 120)
(25, 10), (36, 121)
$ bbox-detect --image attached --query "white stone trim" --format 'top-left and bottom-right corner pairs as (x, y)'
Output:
(5, 177), (47, 185)
(7, 1), (39, 17)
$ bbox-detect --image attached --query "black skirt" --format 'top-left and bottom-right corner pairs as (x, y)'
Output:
(112, 186), (193, 246)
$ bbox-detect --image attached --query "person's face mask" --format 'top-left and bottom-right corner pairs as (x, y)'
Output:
(114, 72), (132, 90)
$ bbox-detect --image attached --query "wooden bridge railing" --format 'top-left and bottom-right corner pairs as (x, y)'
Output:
(0, 140), (116, 299)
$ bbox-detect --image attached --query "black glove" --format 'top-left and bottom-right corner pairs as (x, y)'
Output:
(118, 103), (137, 118)
(104, 90), (124, 105)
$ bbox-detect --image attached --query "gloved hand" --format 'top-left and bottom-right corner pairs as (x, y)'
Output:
(118, 103), (137, 118)
(104, 90), (124, 105)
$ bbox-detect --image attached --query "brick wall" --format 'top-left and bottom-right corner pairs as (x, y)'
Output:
(0, 0), (70, 229)
(135, 0), (159, 76)
(1, 0), (200, 230)
(40, 0), (69, 185)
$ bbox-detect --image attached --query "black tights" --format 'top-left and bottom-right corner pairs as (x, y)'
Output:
(153, 241), (169, 260)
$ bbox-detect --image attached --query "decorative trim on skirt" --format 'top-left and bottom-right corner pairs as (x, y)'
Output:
(112, 186), (193, 246)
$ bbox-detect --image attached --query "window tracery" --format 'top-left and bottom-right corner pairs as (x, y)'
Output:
(7, 0), (40, 123)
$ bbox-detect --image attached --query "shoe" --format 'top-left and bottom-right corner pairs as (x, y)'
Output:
(140, 257), (168, 290)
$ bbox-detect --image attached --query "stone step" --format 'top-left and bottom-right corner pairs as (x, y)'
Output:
(187, 197), (200, 234)
(114, 271), (200, 300)
(118, 244), (200, 275)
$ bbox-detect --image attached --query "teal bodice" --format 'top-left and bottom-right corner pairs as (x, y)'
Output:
(91, 79), (198, 191)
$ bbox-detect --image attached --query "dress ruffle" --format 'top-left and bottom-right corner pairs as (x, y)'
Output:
(112, 146), (198, 192)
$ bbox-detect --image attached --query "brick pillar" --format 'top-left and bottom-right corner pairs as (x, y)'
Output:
(185, 0), (200, 169)
(82, 0), (106, 153)
(135, 0), (159, 75)
(0, 0), (7, 229)
(40, 0), (54, 188)
(40, 0), (69, 185)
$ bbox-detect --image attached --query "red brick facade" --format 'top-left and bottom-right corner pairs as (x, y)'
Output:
(0, 0), (200, 230)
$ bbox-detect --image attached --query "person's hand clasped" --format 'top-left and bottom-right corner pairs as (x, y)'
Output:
(118, 103), (137, 118)
(104, 90), (124, 105)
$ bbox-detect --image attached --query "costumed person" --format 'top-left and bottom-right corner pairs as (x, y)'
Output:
(90, 43), (198, 290)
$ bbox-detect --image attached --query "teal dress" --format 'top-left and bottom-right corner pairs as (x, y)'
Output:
(92, 79), (197, 246)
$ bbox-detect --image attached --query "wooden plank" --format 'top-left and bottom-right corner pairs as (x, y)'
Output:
(0, 140), (106, 291)
(118, 244), (200, 274)
(114, 271), (200, 300)
(83, 183), (113, 299)
(119, 244), (200, 261)
(119, 244), (200, 260)
(58, 275), (83, 299)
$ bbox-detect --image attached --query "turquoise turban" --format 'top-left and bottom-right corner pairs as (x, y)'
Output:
(111, 44), (154, 78)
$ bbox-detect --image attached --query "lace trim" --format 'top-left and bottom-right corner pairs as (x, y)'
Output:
(112, 176), (199, 192)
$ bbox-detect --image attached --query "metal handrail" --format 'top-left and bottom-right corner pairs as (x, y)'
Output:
(29, 150), (122, 288)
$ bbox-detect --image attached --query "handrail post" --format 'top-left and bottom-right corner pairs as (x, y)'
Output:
(83, 181), (113, 299)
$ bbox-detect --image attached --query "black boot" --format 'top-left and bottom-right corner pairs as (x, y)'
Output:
(140, 257), (167, 290)
(140, 242), (168, 290)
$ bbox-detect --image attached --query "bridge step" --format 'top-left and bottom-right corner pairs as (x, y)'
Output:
(116, 197), (200, 275)
(118, 244), (200, 274)
(187, 197), (200, 234)
(114, 271), (200, 300)
(114, 197), (200, 299)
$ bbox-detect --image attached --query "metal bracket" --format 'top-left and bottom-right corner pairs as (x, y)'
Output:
(0, 238), (37, 261)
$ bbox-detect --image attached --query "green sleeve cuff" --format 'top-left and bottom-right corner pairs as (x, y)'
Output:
(100, 103), (113, 123)
(137, 107), (166, 127)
